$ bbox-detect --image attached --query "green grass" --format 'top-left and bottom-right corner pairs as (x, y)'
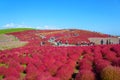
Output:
(0, 28), (34, 34)
(20, 72), (26, 80)
(0, 63), (8, 68)
(0, 75), (4, 80)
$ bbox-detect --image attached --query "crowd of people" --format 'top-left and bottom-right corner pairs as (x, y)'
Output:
(101, 39), (120, 45)
(40, 40), (95, 46)
(40, 36), (120, 46)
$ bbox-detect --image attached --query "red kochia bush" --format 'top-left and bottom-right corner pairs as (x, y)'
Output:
(112, 57), (120, 67)
(79, 58), (93, 70)
(46, 77), (60, 80)
(37, 72), (61, 80)
(42, 55), (56, 67)
(4, 67), (20, 79)
(100, 66), (120, 80)
(79, 63), (93, 71)
(75, 70), (96, 80)
(4, 76), (18, 80)
(25, 63), (40, 80)
(0, 66), (7, 75)
(94, 52), (103, 60)
(102, 50), (117, 61)
(47, 63), (59, 76)
(56, 63), (75, 80)
(69, 52), (80, 61)
(83, 53), (94, 62)
(8, 60), (24, 73)
(110, 45), (120, 57)
(67, 47), (82, 61)
(95, 59), (111, 73)
(37, 72), (53, 80)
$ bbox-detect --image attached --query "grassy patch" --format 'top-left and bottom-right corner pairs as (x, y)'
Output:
(0, 75), (4, 80)
(0, 28), (34, 34)
(20, 72), (26, 80)
(0, 63), (8, 68)
(21, 64), (27, 68)
(0, 63), (6, 67)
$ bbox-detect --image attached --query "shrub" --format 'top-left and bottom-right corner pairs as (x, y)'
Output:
(0, 66), (7, 75)
(47, 64), (58, 76)
(83, 54), (94, 62)
(79, 58), (93, 70)
(112, 58), (120, 67)
(80, 63), (93, 70)
(102, 51), (117, 61)
(75, 70), (96, 80)
(4, 67), (20, 79)
(100, 66), (120, 80)
(94, 52), (103, 60)
(37, 72), (52, 80)
(95, 59), (111, 73)
(56, 64), (75, 80)
(4, 76), (18, 80)
(110, 46), (120, 57)
(25, 63), (40, 80)
(46, 77), (60, 80)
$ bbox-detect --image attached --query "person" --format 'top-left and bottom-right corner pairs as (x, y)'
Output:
(101, 39), (104, 45)
(76, 42), (80, 46)
(59, 40), (62, 45)
(89, 42), (95, 46)
(119, 39), (120, 44)
(57, 41), (60, 46)
(106, 39), (109, 45)
(40, 41), (45, 46)
(65, 40), (68, 45)
(108, 39), (111, 44)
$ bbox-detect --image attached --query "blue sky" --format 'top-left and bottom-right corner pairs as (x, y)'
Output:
(0, 0), (120, 35)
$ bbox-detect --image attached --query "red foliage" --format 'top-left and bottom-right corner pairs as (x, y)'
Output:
(0, 66), (7, 75)
(4, 76), (18, 80)
(37, 72), (60, 80)
(95, 59), (111, 73)
(56, 62), (75, 80)
(0, 35), (120, 80)
(112, 57), (120, 67)
(75, 70), (96, 80)
(4, 67), (20, 79)
(83, 54), (94, 62)
(79, 58), (93, 70)
(110, 45), (120, 57)
(102, 47), (117, 61)
(25, 63), (40, 80)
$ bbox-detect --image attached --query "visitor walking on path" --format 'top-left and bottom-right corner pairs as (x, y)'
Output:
(101, 39), (104, 45)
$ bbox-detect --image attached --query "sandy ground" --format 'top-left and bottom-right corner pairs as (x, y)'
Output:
(0, 34), (28, 50)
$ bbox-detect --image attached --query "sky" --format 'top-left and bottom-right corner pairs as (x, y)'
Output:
(0, 0), (120, 35)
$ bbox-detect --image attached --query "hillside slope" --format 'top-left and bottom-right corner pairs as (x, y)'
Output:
(0, 28), (34, 34)
(8, 29), (116, 46)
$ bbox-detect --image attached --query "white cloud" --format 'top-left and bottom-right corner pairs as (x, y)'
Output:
(35, 26), (44, 29)
(2, 23), (33, 29)
(44, 25), (61, 30)
(3, 23), (15, 28)
(1, 23), (61, 30)
(35, 25), (61, 30)
(16, 24), (32, 28)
